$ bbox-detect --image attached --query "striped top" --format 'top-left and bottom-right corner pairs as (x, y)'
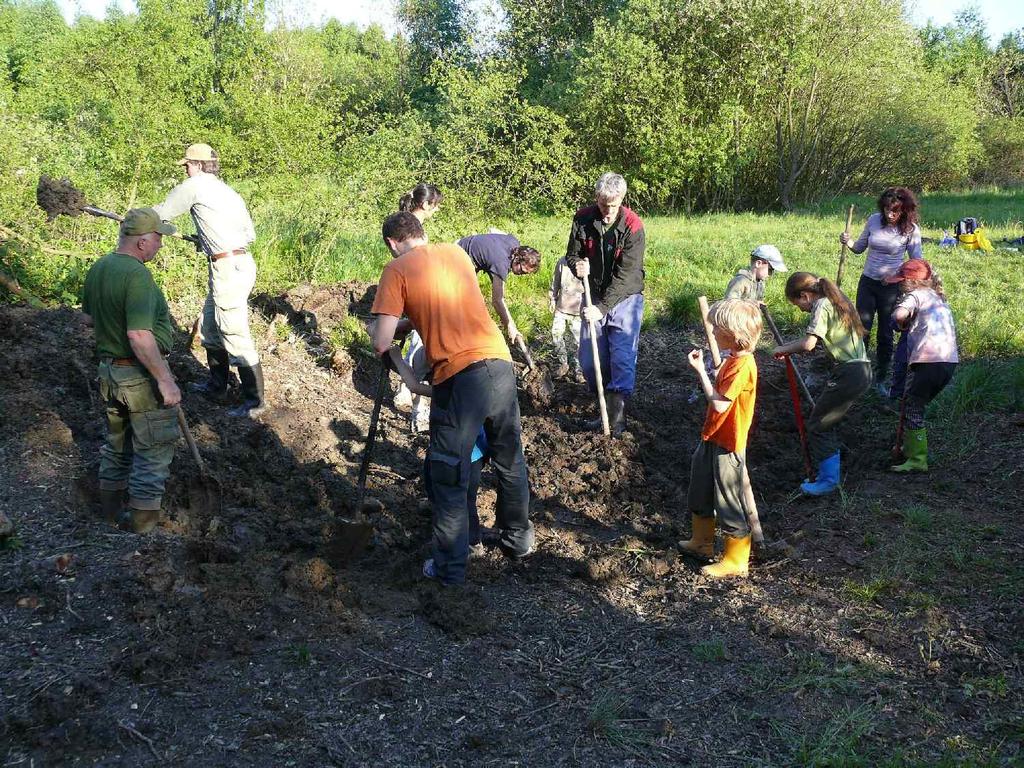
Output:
(849, 212), (923, 281)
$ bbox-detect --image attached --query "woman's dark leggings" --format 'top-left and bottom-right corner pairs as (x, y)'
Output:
(855, 274), (900, 378)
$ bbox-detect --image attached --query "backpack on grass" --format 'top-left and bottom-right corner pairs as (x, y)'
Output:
(954, 217), (978, 237)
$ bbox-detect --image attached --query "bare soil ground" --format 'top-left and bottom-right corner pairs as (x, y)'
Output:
(1, 285), (1022, 767)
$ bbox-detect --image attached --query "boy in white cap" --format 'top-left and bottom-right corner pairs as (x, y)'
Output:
(725, 245), (787, 303)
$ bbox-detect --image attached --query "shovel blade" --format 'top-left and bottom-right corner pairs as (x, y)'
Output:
(187, 475), (222, 517)
(322, 519), (374, 566)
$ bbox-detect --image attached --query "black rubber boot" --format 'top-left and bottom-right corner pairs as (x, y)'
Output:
(190, 348), (230, 400)
(607, 391), (626, 437)
(229, 363), (267, 417)
(584, 391), (624, 435)
(99, 488), (125, 523)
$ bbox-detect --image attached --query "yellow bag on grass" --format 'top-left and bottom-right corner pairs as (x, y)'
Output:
(957, 228), (994, 251)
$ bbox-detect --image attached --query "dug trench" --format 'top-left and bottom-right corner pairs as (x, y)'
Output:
(1, 285), (1021, 765)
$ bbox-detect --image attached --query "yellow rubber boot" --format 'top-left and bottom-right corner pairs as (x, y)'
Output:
(679, 514), (715, 559)
(702, 534), (751, 578)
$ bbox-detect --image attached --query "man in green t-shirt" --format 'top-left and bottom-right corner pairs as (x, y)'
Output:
(82, 208), (182, 533)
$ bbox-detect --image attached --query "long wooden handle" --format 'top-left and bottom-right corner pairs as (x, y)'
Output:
(515, 336), (536, 370)
(82, 205), (194, 244)
(356, 363), (389, 511)
(82, 205), (123, 222)
(761, 307), (815, 409)
(697, 296), (722, 369)
(582, 279), (610, 437)
(176, 406), (205, 473)
(836, 204), (855, 288)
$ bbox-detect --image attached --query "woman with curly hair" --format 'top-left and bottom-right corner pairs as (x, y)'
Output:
(839, 187), (922, 396)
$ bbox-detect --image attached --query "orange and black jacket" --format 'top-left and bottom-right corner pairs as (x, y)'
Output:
(565, 204), (645, 313)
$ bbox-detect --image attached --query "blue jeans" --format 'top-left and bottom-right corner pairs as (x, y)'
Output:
(427, 360), (534, 584)
(579, 293), (644, 395)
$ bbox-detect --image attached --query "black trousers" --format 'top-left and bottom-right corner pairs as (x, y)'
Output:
(427, 359), (534, 584)
(904, 362), (957, 429)
(855, 274), (900, 377)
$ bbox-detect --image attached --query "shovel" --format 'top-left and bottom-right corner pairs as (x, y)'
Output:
(176, 406), (222, 515)
(323, 364), (384, 565)
(836, 204), (855, 289)
(782, 357), (814, 480)
(891, 396), (906, 462)
(514, 336), (554, 401)
(761, 306), (815, 408)
(581, 280), (610, 436)
(36, 175), (200, 247)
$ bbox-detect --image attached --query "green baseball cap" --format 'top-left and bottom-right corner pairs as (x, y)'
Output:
(120, 208), (177, 237)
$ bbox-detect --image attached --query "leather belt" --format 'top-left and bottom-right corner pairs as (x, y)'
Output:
(107, 356), (167, 367)
(211, 248), (247, 261)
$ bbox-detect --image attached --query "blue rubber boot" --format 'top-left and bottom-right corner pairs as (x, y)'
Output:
(800, 452), (841, 496)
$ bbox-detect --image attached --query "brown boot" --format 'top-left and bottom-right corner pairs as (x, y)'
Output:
(99, 488), (125, 523)
(127, 508), (160, 534)
(679, 514), (715, 559)
(702, 534), (751, 578)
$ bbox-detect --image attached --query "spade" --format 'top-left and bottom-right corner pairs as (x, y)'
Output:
(36, 175), (199, 246)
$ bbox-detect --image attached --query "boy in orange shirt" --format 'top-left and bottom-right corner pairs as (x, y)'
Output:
(679, 299), (762, 578)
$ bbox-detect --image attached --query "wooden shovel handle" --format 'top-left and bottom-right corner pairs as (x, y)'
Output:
(761, 306), (815, 409)
(582, 279), (610, 437)
(697, 296), (722, 369)
(81, 205), (195, 244)
(836, 204), (855, 288)
(176, 406), (205, 473)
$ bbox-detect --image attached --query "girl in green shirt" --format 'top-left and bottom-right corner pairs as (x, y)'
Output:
(772, 272), (873, 496)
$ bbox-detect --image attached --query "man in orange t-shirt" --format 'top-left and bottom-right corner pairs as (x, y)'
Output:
(678, 299), (762, 579)
(371, 212), (534, 585)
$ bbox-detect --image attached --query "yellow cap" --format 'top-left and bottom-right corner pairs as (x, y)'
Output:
(120, 208), (177, 237)
(177, 143), (215, 166)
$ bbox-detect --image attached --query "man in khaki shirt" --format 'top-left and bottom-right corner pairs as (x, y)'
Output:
(153, 143), (265, 417)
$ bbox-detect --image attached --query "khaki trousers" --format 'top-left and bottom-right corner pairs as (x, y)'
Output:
(201, 251), (259, 367)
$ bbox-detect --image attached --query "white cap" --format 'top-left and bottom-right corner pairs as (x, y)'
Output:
(751, 244), (787, 272)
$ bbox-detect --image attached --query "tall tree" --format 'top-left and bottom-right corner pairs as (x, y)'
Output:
(396, 0), (472, 98)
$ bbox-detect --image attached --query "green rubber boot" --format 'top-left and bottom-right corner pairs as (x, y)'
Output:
(891, 428), (928, 473)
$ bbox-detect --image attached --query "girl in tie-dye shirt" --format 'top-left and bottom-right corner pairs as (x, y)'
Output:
(886, 259), (958, 473)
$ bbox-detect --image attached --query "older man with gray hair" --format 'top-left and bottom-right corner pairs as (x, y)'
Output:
(565, 172), (646, 436)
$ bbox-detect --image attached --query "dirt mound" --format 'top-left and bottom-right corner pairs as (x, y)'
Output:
(2, 290), (1022, 766)
(36, 175), (87, 221)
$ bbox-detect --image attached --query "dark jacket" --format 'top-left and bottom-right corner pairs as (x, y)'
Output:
(565, 205), (645, 313)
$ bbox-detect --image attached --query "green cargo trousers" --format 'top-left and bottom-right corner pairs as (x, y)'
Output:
(97, 361), (179, 510)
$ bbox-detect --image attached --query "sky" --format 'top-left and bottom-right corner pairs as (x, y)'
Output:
(56, 0), (1024, 43)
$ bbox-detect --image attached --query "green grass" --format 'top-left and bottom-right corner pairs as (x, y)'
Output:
(901, 504), (934, 531)
(585, 692), (650, 750)
(842, 577), (895, 604)
(691, 639), (728, 662)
